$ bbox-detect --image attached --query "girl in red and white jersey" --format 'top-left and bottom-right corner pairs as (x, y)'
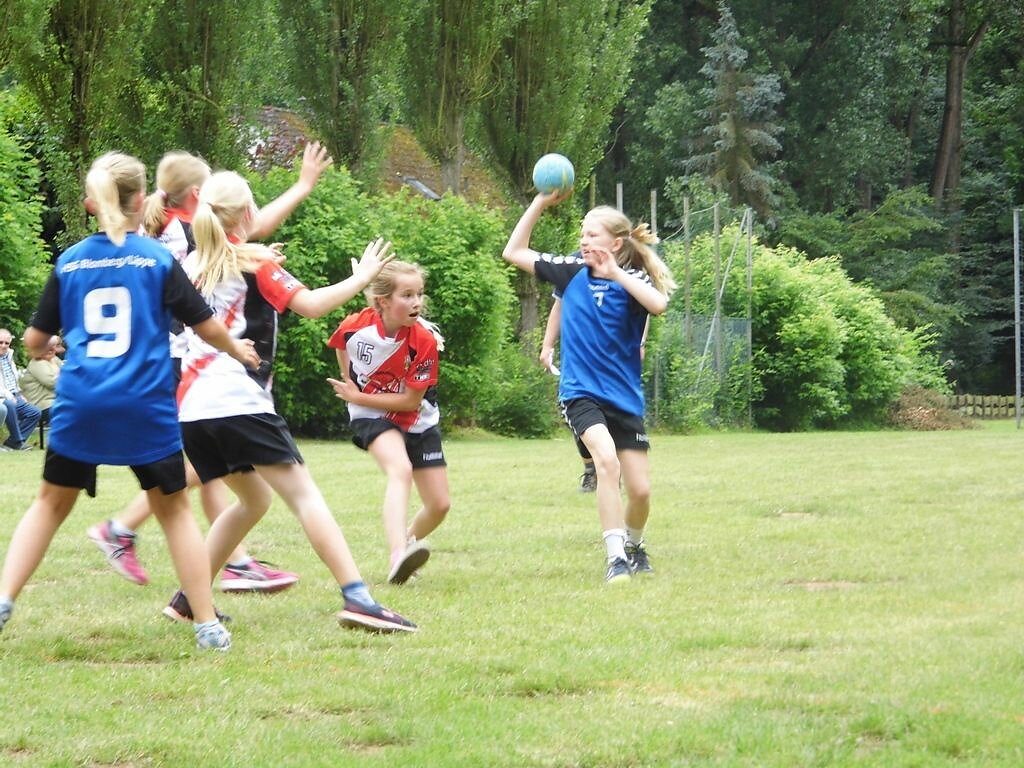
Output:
(327, 262), (451, 586)
(170, 169), (415, 633)
(87, 144), (331, 593)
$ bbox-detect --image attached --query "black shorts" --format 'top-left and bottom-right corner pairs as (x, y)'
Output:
(350, 419), (447, 469)
(561, 397), (650, 453)
(42, 449), (187, 498)
(181, 412), (304, 483)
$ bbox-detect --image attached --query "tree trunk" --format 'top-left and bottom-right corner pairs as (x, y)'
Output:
(440, 107), (465, 193)
(514, 271), (539, 338)
(930, 0), (989, 204)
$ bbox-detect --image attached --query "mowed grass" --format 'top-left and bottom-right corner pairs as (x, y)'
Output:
(1, 424), (1024, 767)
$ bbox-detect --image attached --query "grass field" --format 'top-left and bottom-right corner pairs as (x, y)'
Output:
(1, 424), (1023, 767)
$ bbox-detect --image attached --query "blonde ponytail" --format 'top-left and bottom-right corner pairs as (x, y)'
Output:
(85, 152), (146, 247)
(142, 152), (210, 236)
(191, 171), (273, 298)
(584, 206), (677, 296)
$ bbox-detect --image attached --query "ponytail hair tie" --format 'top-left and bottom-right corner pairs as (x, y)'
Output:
(156, 188), (168, 201)
(630, 223), (659, 245)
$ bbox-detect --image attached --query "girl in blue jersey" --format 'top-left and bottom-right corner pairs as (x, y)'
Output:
(0, 152), (260, 650)
(503, 192), (675, 584)
(88, 143), (333, 592)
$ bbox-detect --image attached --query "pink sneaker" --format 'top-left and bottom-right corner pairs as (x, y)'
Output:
(87, 521), (149, 586)
(219, 560), (299, 593)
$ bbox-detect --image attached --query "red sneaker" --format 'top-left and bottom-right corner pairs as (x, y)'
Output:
(219, 560), (299, 593)
(87, 521), (149, 586)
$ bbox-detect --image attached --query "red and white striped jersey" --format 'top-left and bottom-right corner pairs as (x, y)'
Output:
(328, 307), (439, 433)
(177, 258), (305, 422)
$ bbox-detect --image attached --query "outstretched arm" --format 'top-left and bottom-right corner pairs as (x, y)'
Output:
(287, 238), (394, 319)
(248, 142), (333, 240)
(502, 190), (571, 273)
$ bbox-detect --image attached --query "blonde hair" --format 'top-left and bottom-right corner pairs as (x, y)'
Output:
(583, 206), (677, 296)
(142, 152), (211, 236)
(365, 261), (445, 350)
(191, 171), (273, 297)
(85, 152), (147, 247)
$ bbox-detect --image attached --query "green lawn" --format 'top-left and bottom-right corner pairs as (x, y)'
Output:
(1, 424), (1023, 766)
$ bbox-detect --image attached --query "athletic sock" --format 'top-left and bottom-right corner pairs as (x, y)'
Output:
(109, 520), (135, 538)
(602, 528), (627, 562)
(341, 581), (376, 610)
(193, 619), (220, 632)
(226, 558), (252, 569)
(626, 527), (645, 546)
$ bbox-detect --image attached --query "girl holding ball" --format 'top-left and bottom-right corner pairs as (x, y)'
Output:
(503, 190), (675, 583)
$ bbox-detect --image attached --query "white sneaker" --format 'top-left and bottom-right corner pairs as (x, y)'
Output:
(194, 620), (232, 651)
(387, 538), (430, 585)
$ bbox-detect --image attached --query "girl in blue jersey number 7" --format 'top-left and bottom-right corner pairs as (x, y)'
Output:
(0, 152), (260, 650)
(502, 191), (676, 584)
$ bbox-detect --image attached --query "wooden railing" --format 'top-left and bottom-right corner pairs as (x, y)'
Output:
(945, 395), (1017, 418)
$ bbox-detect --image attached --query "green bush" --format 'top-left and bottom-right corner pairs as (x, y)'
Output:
(477, 333), (560, 438)
(645, 312), (717, 431)
(659, 227), (947, 431)
(0, 94), (50, 339)
(245, 169), (514, 435)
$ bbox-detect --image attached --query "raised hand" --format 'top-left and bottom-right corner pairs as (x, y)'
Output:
(586, 245), (619, 280)
(351, 237), (396, 284)
(298, 141), (333, 190)
(535, 187), (574, 209)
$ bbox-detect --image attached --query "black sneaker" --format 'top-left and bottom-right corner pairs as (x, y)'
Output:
(337, 600), (418, 633)
(605, 557), (631, 584)
(161, 589), (232, 624)
(624, 541), (654, 574)
(578, 469), (597, 493)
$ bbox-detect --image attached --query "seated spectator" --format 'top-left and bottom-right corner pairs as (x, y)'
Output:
(20, 335), (61, 417)
(0, 328), (41, 451)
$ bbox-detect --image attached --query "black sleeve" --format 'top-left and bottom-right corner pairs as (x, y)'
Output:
(28, 270), (63, 335)
(534, 252), (587, 292)
(164, 260), (214, 327)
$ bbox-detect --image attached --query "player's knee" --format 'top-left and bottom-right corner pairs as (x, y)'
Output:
(592, 453), (620, 479)
(430, 498), (451, 521)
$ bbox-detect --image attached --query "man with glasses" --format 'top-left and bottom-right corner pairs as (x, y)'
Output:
(0, 328), (42, 451)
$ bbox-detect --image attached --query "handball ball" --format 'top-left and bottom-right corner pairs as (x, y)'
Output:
(532, 153), (575, 194)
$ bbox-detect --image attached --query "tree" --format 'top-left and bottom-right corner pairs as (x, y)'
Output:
(138, 0), (277, 168)
(5, 0), (150, 240)
(0, 94), (51, 334)
(478, 0), (651, 199)
(277, 0), (406, 175)
(401, 0), (522, 192)
(687, 2), (783, 217)
(929, 0), (991, 204)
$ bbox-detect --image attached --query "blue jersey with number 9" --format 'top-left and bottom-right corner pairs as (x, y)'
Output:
(31, 232), (213, 465)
